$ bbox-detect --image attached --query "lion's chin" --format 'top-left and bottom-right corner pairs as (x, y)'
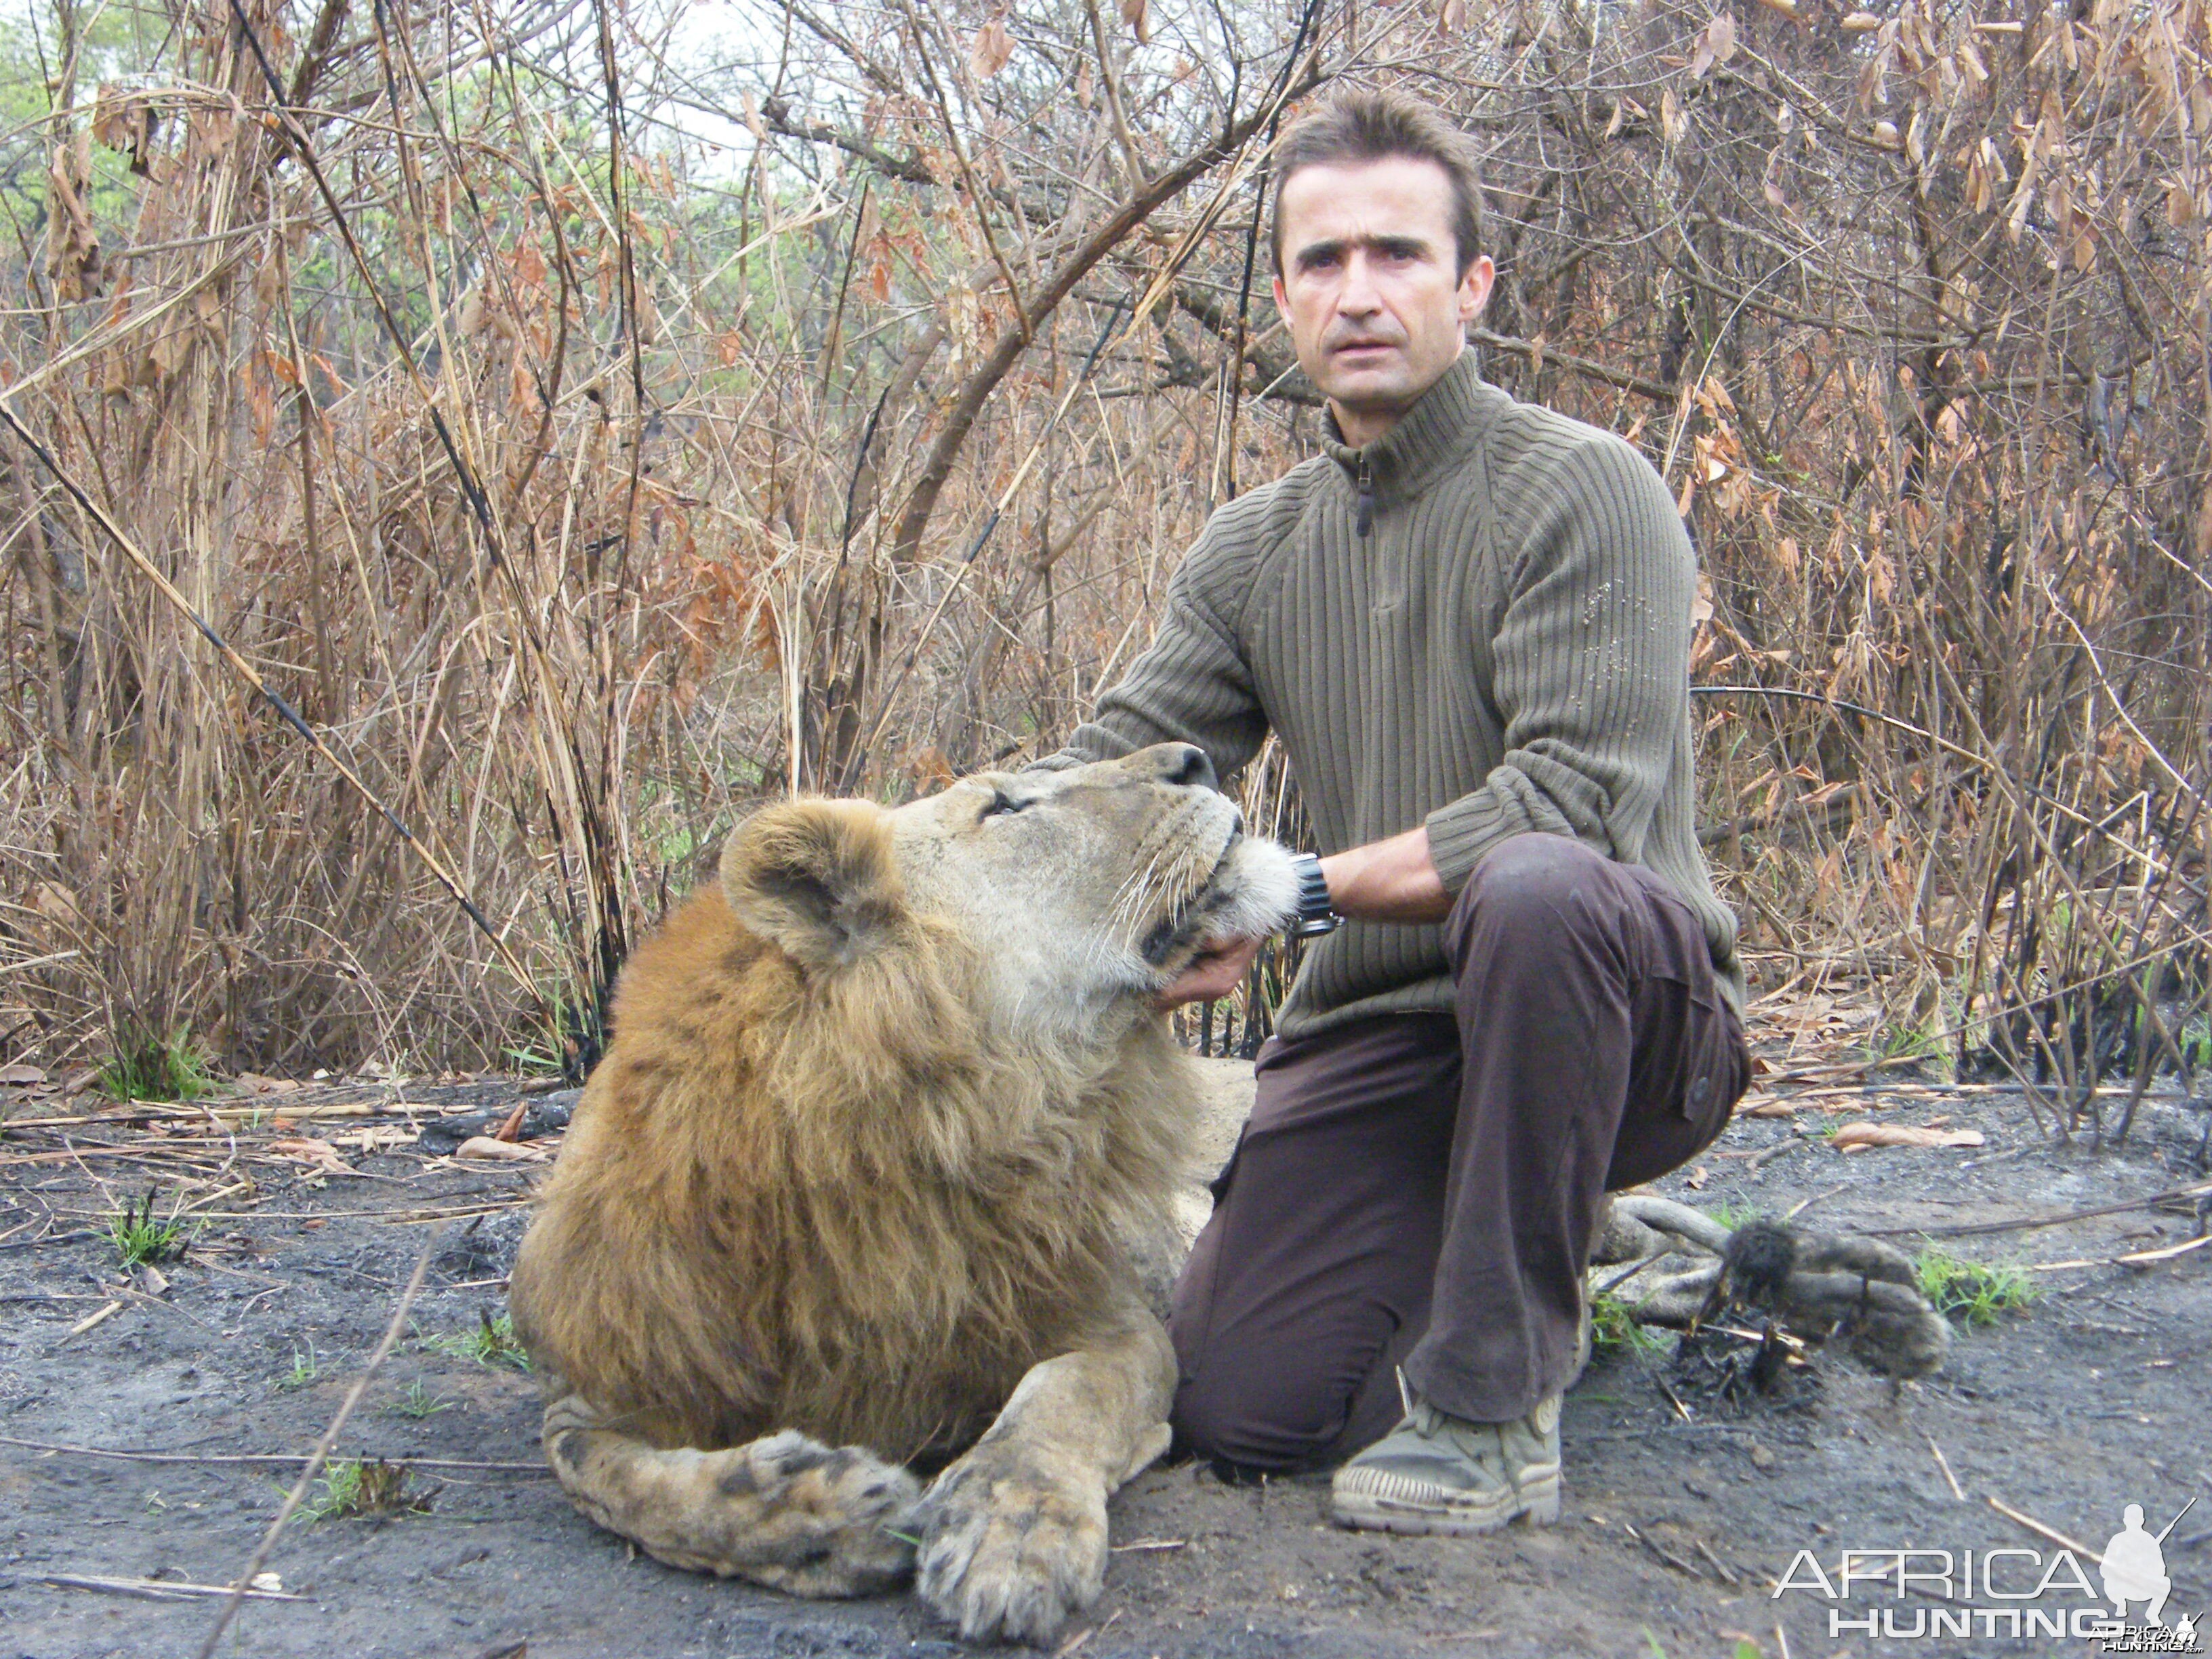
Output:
(1137, 832), (1303, 973)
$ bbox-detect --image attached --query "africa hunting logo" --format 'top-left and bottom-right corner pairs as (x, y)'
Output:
(1771, 1498), (2199, 1650)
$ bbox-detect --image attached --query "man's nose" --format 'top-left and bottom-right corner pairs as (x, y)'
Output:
(1337, 249), (1382, 314)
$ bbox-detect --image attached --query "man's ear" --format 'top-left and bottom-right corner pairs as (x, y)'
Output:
(721, 799), (904, 974)
(1458, 253), (1496, 324)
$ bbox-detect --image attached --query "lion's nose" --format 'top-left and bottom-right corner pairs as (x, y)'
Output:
(1144, 743), (1217, 792)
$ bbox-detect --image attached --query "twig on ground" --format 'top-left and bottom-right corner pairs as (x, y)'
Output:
(0, 1433), (550, 1473)
(1745, 1139), (1805, 1174)
(1622, 1520), (1705, 1578)
(1926, 1435), (1966, 1501)
(64, 1300), (123, 1337)
(193, 1225), (443, 1659)
(1870, 1182), (2212, 1240)
(41, 1573), (305, 1603)
(1052, 1607), (1124, 1657)
(1694, 1537), (1742, 1585)
(115, 1282), (218, 1331)
(2026, 1234), (2212, 1272)
(1595, 1252), (1671, 1295)
(1782, 1183), (1851, 1221)
(1988, 1495), (2102, 1562)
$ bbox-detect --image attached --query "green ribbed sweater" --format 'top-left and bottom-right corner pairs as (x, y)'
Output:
(1050, 350), (1744, 1038)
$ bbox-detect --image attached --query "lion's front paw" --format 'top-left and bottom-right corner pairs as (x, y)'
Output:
(915, 1442), (1107, 1645)
(543, 1400), (922, 1598)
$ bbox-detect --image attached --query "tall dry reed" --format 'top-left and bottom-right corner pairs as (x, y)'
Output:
(0, 0), (2202, 1136)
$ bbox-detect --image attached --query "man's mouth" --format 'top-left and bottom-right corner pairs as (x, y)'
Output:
(1330, 339), (1399, 359)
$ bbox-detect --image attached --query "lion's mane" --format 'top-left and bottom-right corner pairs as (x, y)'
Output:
(510, 802), (1193, 1461)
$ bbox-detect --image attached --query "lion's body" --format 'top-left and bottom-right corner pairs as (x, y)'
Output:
(512, 879), (1194, 1458)
(507, 747), (1299, 1641)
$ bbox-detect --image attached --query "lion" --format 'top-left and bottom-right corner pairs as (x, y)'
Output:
(508, 743), (1299, 1644)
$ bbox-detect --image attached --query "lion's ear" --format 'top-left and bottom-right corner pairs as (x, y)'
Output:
(720, 799), (905, 972)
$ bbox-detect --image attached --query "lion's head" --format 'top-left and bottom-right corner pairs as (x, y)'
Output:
(720, 742), (1299, 1038)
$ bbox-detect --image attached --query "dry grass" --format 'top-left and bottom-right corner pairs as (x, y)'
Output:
(0, 0), (2200, 1139)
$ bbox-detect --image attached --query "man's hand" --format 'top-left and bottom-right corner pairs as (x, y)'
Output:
(1153, 826), (1450, 1012)
(1155, 933), (1265, 1010)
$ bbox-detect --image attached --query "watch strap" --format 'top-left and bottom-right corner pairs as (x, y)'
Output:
(1288, 853), (1340, 938)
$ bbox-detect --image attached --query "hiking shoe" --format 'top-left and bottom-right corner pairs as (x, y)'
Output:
(1330, 1393), (1562, 1536)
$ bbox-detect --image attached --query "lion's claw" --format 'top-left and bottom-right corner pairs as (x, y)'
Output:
(916, 1446), (1107, 1645)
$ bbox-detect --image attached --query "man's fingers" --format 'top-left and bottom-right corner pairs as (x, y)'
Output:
(1153, 935), (1264, 1010)
(1193, 935), (1264, 986)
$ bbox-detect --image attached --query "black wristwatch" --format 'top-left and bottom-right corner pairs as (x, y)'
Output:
(1288, 853), (1340, 938)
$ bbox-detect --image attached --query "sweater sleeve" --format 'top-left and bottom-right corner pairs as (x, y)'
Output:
(1034, 510), (1271, 780)
(1423, 432), (1696, 892)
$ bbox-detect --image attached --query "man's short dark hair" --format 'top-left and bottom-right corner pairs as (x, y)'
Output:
(1270, 89), (1486, 279)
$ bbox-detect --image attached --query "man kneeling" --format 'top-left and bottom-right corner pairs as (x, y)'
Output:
(1032, 87), (1748, 1534)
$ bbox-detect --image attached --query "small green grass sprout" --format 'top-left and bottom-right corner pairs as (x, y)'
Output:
(1916, 1250), (2035, 1328)
(298, 1458), (430, 1522)
(388, 1379), (453, 1419)
(106, 1189), (192, 1269)
(420, 1309), (530, 1371)
(1591, 1290), (1669, 1358)
(278, 1336), (323, 1391)
(97, 1025), (213, 1103)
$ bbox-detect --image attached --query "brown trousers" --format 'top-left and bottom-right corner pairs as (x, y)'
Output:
(1168, 833), (1749, 1472)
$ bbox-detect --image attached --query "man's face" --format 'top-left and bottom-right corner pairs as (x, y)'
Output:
(1272, 156), (1496, 445)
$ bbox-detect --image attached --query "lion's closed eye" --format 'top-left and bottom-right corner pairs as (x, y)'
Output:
(978, 792), (1030, 820)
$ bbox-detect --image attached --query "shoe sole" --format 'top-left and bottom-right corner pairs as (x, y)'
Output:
(1330, 1473), (1562, 1537)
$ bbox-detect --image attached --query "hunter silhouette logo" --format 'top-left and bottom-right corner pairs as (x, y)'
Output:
(1770, 1494), (2202, 1649)
(2093, 1497), (2200, 1654)
(2103, 1502), (2180, 1626)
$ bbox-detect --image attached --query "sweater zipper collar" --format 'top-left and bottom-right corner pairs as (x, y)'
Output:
(1323, 350), (1492, 525)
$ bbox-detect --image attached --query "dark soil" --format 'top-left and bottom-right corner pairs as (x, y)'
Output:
(2, 1057), (2208, 1659)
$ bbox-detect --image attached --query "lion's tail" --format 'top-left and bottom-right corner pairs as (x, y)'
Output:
(541, 1393), (921, 1596)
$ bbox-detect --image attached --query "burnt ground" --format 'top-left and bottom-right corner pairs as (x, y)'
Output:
(1, 1033), (2209, 1659)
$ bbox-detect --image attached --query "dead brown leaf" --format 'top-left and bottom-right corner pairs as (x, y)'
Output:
(268, 1136), (350, 1173)
(230, 1072), (301, 1094)
(1830, 1122), (1986, 1152)
(1689, 13), (1736, 79)
(969, 14), (1013, 79)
